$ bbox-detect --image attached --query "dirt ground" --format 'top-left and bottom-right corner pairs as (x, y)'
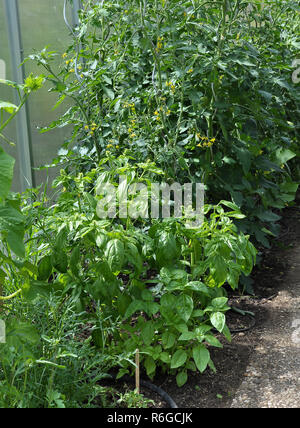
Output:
(138, 203), (300, 408)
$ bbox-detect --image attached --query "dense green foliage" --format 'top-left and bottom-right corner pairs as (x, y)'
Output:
(0, 0), (299, 407)
(32, 0), (299, 247)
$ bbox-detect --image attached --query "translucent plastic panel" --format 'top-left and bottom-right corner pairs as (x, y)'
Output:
(0, 1), (21, 192)
(19, 0), (73, 191)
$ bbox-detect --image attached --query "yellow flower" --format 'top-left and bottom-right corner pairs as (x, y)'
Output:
(70, 68), (75, 73)
(106, 144), (113, 148)
(156, 41), (163, 52)
(84, 125), (89, 130)
(62, 52), (67, 58)
(166, 109), (171, 116)
(65, 60), (70, 65)
(210, 138), (216, 143)
(187, 68), (193, 73)
(116, 145), (120, 149)
(130, 133), (136, 138)
(154, 110), (159, 116)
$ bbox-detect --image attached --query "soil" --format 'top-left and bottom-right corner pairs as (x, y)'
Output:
(136, 203), (300, 408)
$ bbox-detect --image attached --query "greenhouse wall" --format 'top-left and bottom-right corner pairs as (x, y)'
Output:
(0, 0), (80, 192)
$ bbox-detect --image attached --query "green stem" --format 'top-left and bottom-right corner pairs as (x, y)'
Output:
(0, 288), (22, 301)
(0, 95), (29, 134)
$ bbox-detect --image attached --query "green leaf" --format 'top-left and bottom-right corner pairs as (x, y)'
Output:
(205, 334), (223, 348)
(54, 227), (68, 250)
(105, 239), (125, 272)
(124, 300), (145, 318)
(185, 281), (210, 294)
(192, 344), (210, 373)
(170, 349), (188, 369)
(87, 278), (108, 301)
(6, 319), (39, 349)
(0, 147), (15, 200)
(144, 301), (160, 317)
(235, 146), (252, 174)
(70, 246), (80, 277)
(141, 289), (153, 301)
(7, 230), (25, 258)
(144, 356), (156, 377)
(22, 280), (52, 301)
(275, 148), (296, 165)
(219, 200), (240, 211)
(0, 205), (25, 257)
(178, 331), (195, 341)
(38, 255), (53, 281)
(160, 352), (171, 363)
(176, 370), (188, 387)
(102, 86), (115, 100)
(0, 101), (18, 114)
(162, 331), (176, 349)
(210, 312), (226, 333)
(141, 321), (155, 346)
(211, 297), (228, 309)
(222, 324), (231, 342)
(51, 251), (68, 273)
(116, 294), (131, 316)
(156, 232), (179, 267)
(176, 294), (194, 322)
(160, 293), (178, 323)
(256, 210), (281, 222)
(210, 256), (227, 286)
(126, 242), (143, 274)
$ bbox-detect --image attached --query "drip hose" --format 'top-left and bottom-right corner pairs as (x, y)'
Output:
(119, 375), (178, 408)
(227, 305), (256, 333)
(140, 379), (178, 408)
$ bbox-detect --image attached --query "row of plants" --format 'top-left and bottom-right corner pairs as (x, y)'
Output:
(0, 0), (299, 407)
(31, 0), (299, 248)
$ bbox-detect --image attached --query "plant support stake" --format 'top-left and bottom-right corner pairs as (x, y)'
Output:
(135, 348), (140, 394)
